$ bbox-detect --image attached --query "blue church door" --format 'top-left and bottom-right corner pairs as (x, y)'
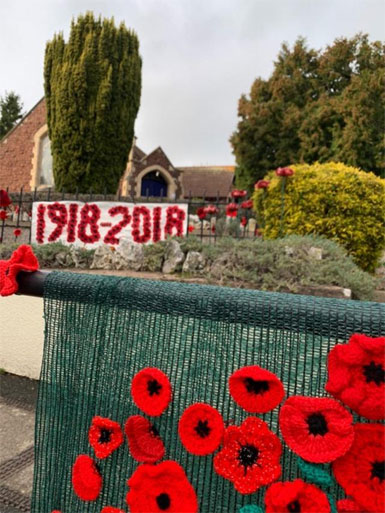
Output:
(141, 171), (168, 197)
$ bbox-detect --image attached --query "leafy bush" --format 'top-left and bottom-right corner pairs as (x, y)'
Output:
(253, 162), (385, 272)
(202, 235), (376, 300)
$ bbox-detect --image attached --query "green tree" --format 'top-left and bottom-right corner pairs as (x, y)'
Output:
(231, 34), (385, 188)
(0, 91), (24, 138)
(44, 12), (142, 193)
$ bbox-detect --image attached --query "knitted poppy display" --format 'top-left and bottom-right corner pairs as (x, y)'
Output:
(213, 416), (281, 494)
(72, 454), (102, 501)
(279, 396), (354, 463)
(231, 189), (247, 198)
(241, 200), (253, 209)
(0, 244), (39, 297)
(126, 460), (198, 513)
(131, 368), (172, 416)
(255, 180), (270, 189)
(101, 507), (125, 513)
(205, 205), (218, 215)
(336, 499), (363, 512)
(0, 189), (11, 208)
(88, 416), (124, 459)
(333, 423), (384, 513)
(264, 479), (331, 513)
(0, 210), (8, 220)
(178, 403), (224, 456)
(226, 203), (238, 218)
(325, 333), (385, 420)
(196, 207), (207, 220)
(229, 366), (285, 413)
(276, 167), (294, 177)
(125, 415), (165, 463)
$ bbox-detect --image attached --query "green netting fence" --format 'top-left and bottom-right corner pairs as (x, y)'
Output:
(31, 271), (385, 512)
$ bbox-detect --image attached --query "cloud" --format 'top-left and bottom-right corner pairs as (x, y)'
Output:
(1, 0), (384, 165)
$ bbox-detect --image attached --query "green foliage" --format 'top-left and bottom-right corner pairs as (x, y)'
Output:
(44, 12), (142, 193)
(142, 242), (166, 272)
(0, 91), (24, 138)
(231, 34), (385, 188)
(253, 162), (385, 272)
(204, 235), (377, 300)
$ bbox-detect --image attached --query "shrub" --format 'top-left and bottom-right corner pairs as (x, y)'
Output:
(253, 162), (385, 272)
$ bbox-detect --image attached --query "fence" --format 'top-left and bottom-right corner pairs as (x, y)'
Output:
(0, 187), (259, 245)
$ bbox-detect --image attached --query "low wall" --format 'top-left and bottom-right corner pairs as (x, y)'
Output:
(0, 295), (44, 380)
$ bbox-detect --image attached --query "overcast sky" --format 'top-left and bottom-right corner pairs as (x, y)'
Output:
(1, 0), (384, 166)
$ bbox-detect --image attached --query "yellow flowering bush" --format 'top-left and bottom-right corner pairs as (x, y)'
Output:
(253, 162), (385, 272)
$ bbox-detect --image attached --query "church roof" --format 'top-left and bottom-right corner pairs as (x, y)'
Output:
(178, 166), (235, 198)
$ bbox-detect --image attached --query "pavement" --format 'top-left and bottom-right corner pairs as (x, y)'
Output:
(0, 372), (38, 513)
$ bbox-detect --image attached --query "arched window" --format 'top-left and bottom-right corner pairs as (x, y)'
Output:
(37, 133), (54, 186)
(141, 170), (168, 197)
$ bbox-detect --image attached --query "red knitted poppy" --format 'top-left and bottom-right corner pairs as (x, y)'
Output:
(178, 403), (224, 455)
(325, 334), (385, 420)
(333, 423), (384, 513)
(226, 203), (238, 217)
(229, 365), (285, 413)
(101, 507), (125, 513)
(265, 479), (330, 513)
(241, 200), (253, 209)
(0, 244), (39, 297)
(276, 167), (294, 177)
(0, 210), (8, 220)
(279, 396), (354, 463)
(131, 368), (172, 416)
(336, 499), (363, 512)
(255, 180), (270, 189)
(213, 416), (281, 494)
(125, 415), (165, 463)
(126, 460), (198, 513)
(0, 189), (11, 208)
(231, 189), (247, 198)
(72, 454), (102, 501)
(88, 416), (123, 459)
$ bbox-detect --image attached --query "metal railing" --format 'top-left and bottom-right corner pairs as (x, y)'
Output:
(0, 187), (259, 245)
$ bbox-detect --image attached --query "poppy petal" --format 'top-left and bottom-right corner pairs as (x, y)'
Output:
(333, 423), (385, 513)
(88, 416), (124, 459)
(178, 403), (224, 455)
(229, 365), (285, 413)
(279, 396), (354, 463)
(72, 454), (102, 501)
(126, 460), (198, 512)
(125, 415), (165, 463)
(265, 479), (330, 512)
(131, 368), (172, 416)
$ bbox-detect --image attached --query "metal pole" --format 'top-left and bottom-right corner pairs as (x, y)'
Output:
(16, 270), (50, 298)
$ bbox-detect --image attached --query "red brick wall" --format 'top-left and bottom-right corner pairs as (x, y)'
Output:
(0, 99), (46, 191)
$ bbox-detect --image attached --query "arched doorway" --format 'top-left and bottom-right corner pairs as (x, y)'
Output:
(141, 170), (168, 197)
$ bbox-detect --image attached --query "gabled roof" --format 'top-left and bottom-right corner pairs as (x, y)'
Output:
(179, 166), (235, 198)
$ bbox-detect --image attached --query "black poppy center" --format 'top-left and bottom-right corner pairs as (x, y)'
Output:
(371, 460), (385, 482)
(150, 424), (160, 437)
(99, 428), (112, 444)
(363, 361), (385, 386)
(194, 419), (211, 438)
(147, 379), (162, 396)
(244, 377), (270, 395)
(307, 412), (328, 436)
(287, 500), (301, 513)
(238, 444), (259, 473)
(156, 493), (171, 510)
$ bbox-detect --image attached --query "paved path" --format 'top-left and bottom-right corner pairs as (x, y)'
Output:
(0, 373), (38, 513)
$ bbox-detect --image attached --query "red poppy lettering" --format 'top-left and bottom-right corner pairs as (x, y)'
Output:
(165, 206), (185, 237)
(152, 207), (162, 242)
(104, 206), (131, 245)
(47, 202), (68, 242)
(132, 206), (151, 243)
(78, 204), (101, 244)
(67, 203), (78, 243)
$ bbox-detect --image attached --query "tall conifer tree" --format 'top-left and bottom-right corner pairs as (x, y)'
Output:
(44, 12), (142, 193)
